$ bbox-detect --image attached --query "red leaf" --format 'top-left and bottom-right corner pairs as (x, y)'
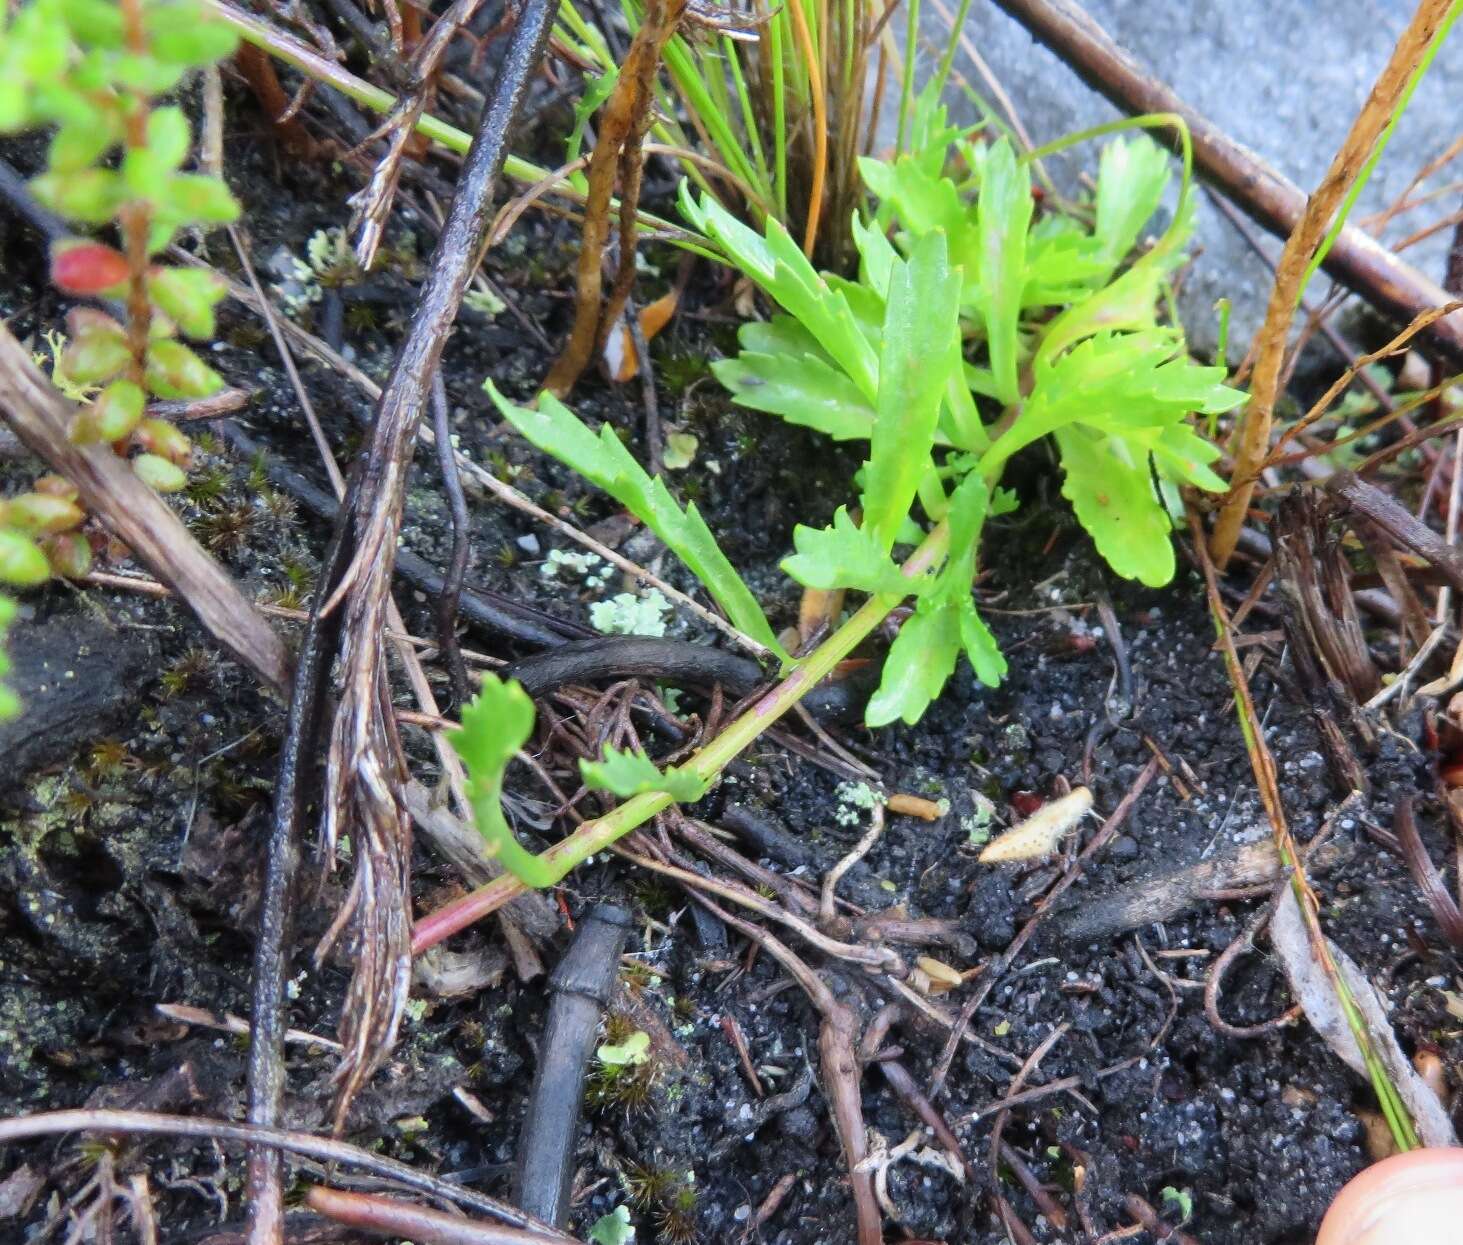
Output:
(51, 242), (130, 295)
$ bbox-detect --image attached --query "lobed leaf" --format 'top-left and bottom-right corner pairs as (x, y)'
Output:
(1094, 133), (1172, 272)
(861, 230), (961, 550)
(486, 382), (788, 661)
(781, 506), (912, 595)
(974, 139), (1032, 405)
(447, 675), (556, 888)
(1054, 424), (1175, 587)
(865, 600), (963, 727)
(712, 347), (875, 441)
(580, 744), (708, 802)
(681, 186), (877, 400)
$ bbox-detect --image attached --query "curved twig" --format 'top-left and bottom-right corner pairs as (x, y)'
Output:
(0, 1110), (572, 1237)
(1203, 889), (1302, 1039)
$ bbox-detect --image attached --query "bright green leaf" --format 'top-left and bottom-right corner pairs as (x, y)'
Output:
(146, 106), (192, 170)
(588, 1206), (636, 1245)
(682, 186), (878, 400)
(1055, 423), (1175, 587)
(862, 230), (960, 550)
(1094, 133), (1172, 271)
(149, 266), (227, 339)
(447, 675), (556, 888)
(145, 339), (222, 399)
(865, 600), (963, 727)
(958, 598), (1006, 686)
(580, 744), (708, 802)
(485, 382), (788, 662)
(149, 17), (239, 65)
(713, 319), (876, 442)
(597, 1030), (650, 1066)
(0, 528), (51, 587)
(782, 506), (913, 595)
(974, 139), (1032, 404)
(30, 167), (120, 224)
(163, 173), (239, 224)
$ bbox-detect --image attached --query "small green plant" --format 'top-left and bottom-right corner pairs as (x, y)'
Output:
(687, 125), (1242, 722)
(429, 124), (1238, 913)
(1160, 1185), (1194, 1225)
(0, 0), (241, 714)
(449, 675), (710, 881)
(590, 1018), (660, 1111)
(589, 1205), (637, 1245)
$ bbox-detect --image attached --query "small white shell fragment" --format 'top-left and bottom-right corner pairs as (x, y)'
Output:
(978, 787), (1094, 864)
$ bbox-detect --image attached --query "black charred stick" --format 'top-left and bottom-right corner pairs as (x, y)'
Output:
(505, 637), (868, 723)
(720, 802), (814, 868)
(246, 462), (361, 1242)
(514, 903), (632, 1228)
(431, 371), (473, 709)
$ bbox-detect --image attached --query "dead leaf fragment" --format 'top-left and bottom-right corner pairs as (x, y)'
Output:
(1270, 887), (1457, 1147)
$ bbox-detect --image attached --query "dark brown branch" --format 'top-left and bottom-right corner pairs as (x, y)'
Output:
(430, 373), (472, 709)
(990, 0), (1463, 367)
(1326, 470), (1463, 592)
(542, 0), (687, 396)
(304, 1187), (572, 1245)
(308, 0), (557, 1122)
(246, 474), (359, 1243)
(0, 1110), (572, 1236)
(1395, 797), (1463, 950)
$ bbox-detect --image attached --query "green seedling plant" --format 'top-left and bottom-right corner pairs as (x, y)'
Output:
(697, 120), (1244, 721)
(0, 0), (241, 714)
(419, 119), (1239, 940)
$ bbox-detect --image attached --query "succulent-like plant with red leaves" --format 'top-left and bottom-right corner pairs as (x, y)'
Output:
(0, 0), (241, 715)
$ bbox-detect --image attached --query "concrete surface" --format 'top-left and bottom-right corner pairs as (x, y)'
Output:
(947, 1), (1462, 357)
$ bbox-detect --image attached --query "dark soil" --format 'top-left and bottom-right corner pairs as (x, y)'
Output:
(1, 56), (1461, 1245)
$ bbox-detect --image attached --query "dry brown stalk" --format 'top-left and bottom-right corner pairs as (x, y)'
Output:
(0, 324), (290, 692)
(1210, 0), (1459, 566)
(1191, 499), (1420, 1149)
(542, 0), (687, 397)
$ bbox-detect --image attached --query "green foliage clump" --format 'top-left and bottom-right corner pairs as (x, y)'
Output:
(694, 124), (1243, 721)
(0, 0), (241, 715)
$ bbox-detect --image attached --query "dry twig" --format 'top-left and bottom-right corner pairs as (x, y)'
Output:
(1210, 0), (1461, 564)
(542, 0), (688, 395)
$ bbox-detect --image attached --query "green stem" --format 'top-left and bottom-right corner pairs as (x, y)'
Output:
(411, 518), (951, 954)
(207, 0), (708, 246)
(894, 0), (920, 154)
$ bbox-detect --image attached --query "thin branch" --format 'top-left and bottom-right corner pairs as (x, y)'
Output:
(989, 0), (1463, 370)
(0, 326), (290, 692)
(0, 1110), (574, 1237)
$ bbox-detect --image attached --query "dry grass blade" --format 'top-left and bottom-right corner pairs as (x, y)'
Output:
(1269, 884), (1457, 1146)
(348, 0), (486, 269)
(1190, 500), (1421, 1151)
(1261, 300), (1463, 468)
(0, 325), (290, 692)
(320, 0), (558, 1125)
(1211, 0), (1460, 566)
(542, 0), (688, 397)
